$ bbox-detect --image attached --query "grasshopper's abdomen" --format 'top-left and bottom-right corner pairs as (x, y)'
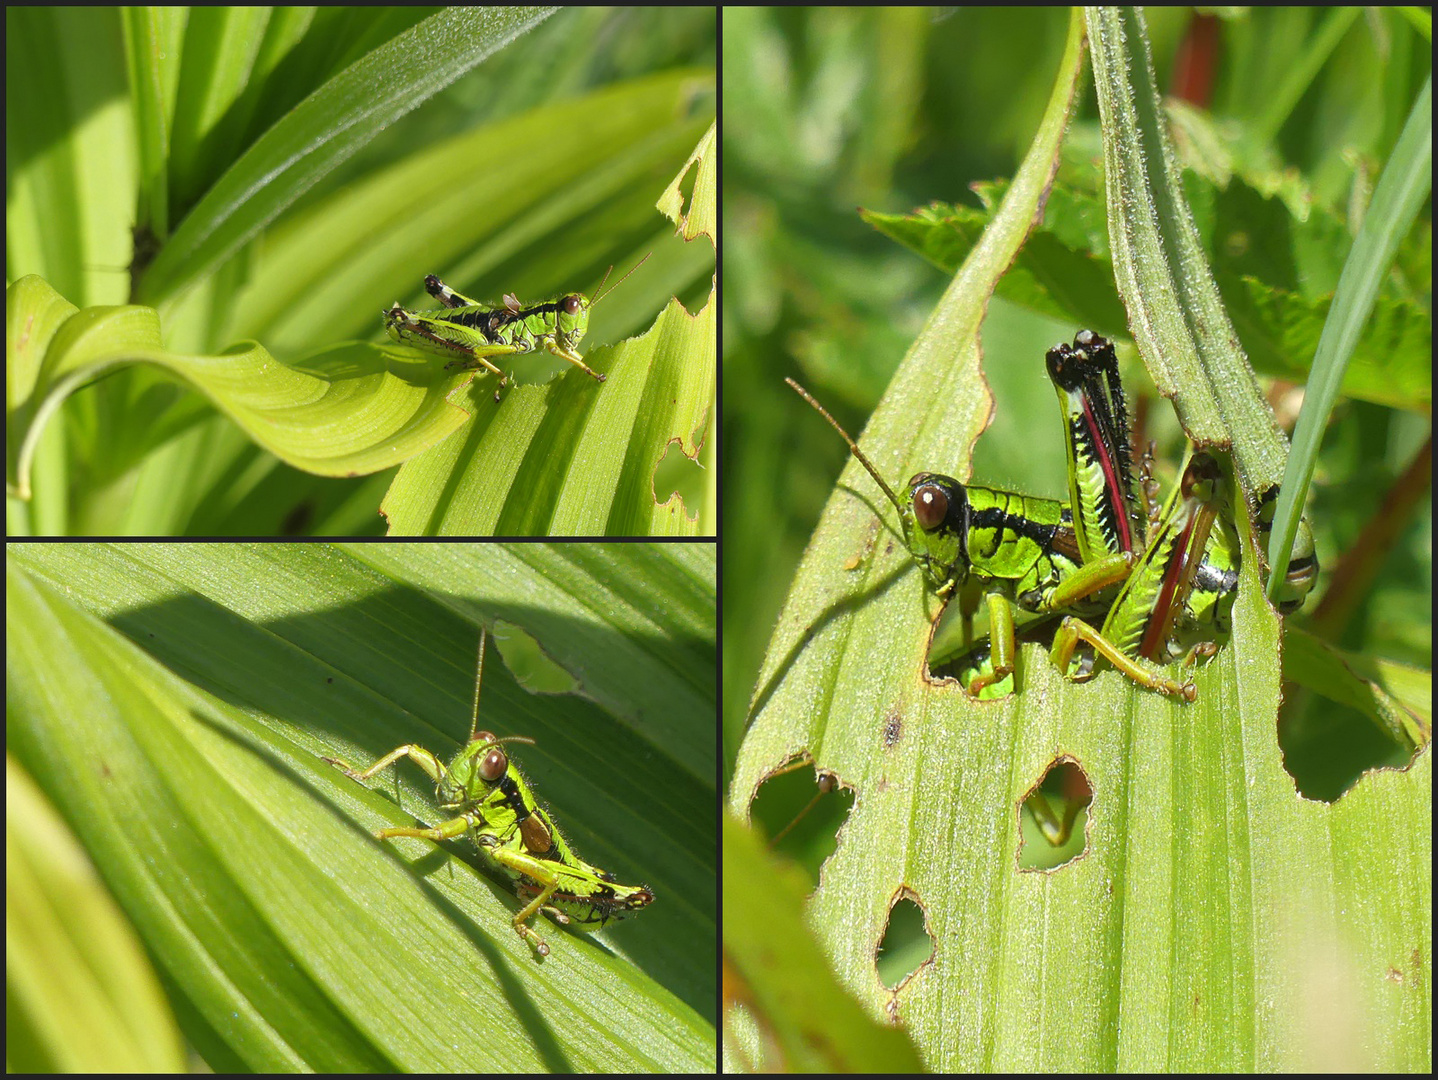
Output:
(516, 874), (656, 930)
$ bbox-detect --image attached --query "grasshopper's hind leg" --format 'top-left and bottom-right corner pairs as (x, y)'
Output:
(423, 275), (481, 309)
(386, 303), (511, 386)
(478, 841), (565, 956)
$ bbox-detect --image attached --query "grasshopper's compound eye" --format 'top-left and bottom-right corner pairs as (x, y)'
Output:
(562, 294), (583, 315)
(911, 481), (950, 533)
(480, 747), (508, 782)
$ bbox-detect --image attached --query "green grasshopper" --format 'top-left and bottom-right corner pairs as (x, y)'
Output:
(931, 332), (1314, 844)
(786, 379), (1131, 697)
(324, 628), (654, 957)
(1049, 449), (1240, 701)
(828, 333), (1317, 710)
(1039, 331), (1318, 700)
(383, 256), (649, 396)
(930, 332), (1146, 699)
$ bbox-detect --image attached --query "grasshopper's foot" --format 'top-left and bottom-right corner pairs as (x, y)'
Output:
(514, 922), (550, 957)
(964, 665), (1015, 698)
(321, 755), (358, 778)
(492, 370), (517, 402)
(567, 363), (605, 384)
(542, 906), (572, 926)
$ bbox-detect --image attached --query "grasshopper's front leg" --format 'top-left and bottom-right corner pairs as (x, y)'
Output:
(541, 343), (605, 382)
(1042, 551), (1137, 610)
(324, 744), (447, 786)
(370, 814), (474, 844)
(960, 592), (1018, 696)
(323, 745), (475, 841)
(961, 550), (1139, 696)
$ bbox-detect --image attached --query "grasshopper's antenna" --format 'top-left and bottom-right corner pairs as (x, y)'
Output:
(468, 626), (487, 743)
(785, 377), (906, 515)
(591, 252), (652, 307)
(467, 626), (537, 750)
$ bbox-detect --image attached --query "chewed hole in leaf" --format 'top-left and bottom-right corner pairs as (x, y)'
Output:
(750, 756), (853, 888)
(1018, 756), (1093, 871)
(1278, 690), (1426, 802)
(928, 603), (1071, 700)
(491, 621), (578, 695)
(877, 890), (932, 991)
(653, 437), (705, 518)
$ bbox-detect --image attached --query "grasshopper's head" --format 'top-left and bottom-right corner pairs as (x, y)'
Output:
(899, 472), (971, 598)
(1255, 482), (1319, 614)
(554, 254), (652, 354)
(552, 293), (591, 354)
(784, 377), (972, 597)
(439, 730), (534, 809)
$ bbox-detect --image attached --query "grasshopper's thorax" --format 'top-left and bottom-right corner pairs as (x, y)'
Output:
(498, 293), (589, 357)
(915, 475), (1085, 609)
